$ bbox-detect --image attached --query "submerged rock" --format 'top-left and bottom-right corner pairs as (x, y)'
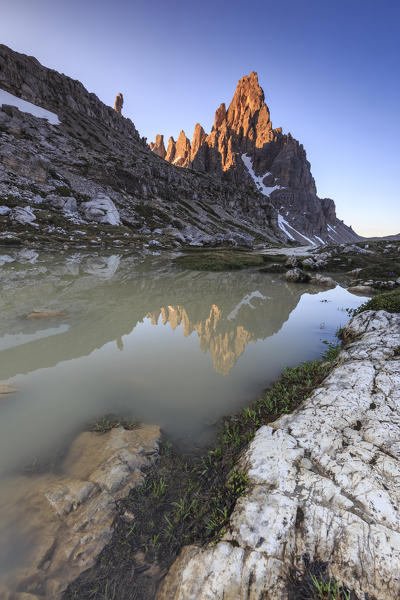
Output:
(309, 273), (336, 287)
(26, 309), (68, 320)
(283, 267), (310, 283)
(159, 310), (400, 600)
(0, 382), (17, 397)
(0, 424), (160, 597)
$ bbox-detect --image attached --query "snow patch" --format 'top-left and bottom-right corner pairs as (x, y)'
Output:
(241, 154), (282, 197)
(0, 89), (60, 124)
(277, 214), (295, 241)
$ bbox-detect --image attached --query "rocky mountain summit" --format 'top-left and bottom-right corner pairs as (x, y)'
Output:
(151, 72), (359, 245)
(0, 45), (358, 249)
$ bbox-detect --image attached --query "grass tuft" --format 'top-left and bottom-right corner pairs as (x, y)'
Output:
(348, 288), (400, 317)
(86, 413), (140, 433)
(174, 250), (265, 271)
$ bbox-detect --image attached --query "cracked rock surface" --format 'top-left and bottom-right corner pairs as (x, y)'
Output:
(158, 310), (400, 600)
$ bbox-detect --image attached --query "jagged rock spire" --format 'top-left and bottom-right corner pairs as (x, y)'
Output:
(149, 134), (166, 159)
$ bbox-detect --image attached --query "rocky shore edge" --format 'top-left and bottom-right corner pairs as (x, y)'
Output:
(59, 304), (400, 600)
(158, 309), (400, 600)
(2, 301), (399, 599)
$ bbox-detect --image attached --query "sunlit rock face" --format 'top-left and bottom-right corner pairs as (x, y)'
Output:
(149, 133), (166, 159)
(151, 72), (359, 245)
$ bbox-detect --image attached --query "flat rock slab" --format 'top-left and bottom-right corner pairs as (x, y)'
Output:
(0, 382), (18, 396)
(158, 310), (400, 600)
(0, 424), (160, 598)
(26, 309), (68, 320)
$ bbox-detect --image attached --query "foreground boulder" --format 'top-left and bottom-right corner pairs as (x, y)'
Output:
(0, 424), (160, 598)
(158, 310), (400, 600)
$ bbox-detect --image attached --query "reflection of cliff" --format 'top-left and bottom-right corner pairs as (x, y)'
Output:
(149, 305), (253, 375)
(0, 251), (322, 379)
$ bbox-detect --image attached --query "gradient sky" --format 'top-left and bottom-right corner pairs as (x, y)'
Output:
(1, 0), (399, 237)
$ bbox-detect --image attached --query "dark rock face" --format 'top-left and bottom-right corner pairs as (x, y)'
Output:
(151, 71), (360, 244)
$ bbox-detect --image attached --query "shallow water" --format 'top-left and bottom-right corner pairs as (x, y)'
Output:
(0, 250), (367, 583)
(0, 250), (367, 469)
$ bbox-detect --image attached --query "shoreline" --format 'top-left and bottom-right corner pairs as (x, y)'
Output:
(63, 341), (345, 599)
(64, 297), (400, 600)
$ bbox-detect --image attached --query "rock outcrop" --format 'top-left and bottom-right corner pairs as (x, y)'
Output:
(0, 424), (160, 598)
(149, 133), (166, 159)
(158, 310), (400, 600)
(114, 92), (123, 115)
(151, 72), (359, 245)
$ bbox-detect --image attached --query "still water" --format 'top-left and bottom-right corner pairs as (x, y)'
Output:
(0, 250), (366, 589)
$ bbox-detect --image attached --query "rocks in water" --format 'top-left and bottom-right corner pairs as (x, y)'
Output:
(283, 268), (311, 283)
(113, 92), (124, 115)
(0, 382), (17, 397)
(309, 273), (336, 287)
(348, 284), (376, 296)
(79, 195), (121, 226)
(0, 424), (160, 597)
(159, 310), (400, 600)
(26, 309), (68, 320)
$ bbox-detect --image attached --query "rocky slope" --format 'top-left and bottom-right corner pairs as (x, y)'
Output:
(158, 310), (400, 600)
(151, 72), (359, 245)
(0, 45), (359, 249)
(0, 44), (289, 250)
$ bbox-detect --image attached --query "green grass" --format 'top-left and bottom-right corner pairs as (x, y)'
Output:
(289, 558), (354, 599)
(348, 288), (400, 316)
(174, 250), (265, 271)
(86, 413), (140, 433)
(64, 346), (342, 600)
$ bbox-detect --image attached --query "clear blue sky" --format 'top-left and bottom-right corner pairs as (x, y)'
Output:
(1, 0), (399, 237)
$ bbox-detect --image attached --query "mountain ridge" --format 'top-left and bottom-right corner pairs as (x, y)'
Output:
(0, 45), (358, 249)
(151, 71), (359, 245)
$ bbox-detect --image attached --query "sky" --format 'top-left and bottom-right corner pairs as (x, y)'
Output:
(0, 0), (399, 237)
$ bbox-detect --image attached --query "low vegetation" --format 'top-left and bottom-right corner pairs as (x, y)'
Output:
(86, 413), (140, 433)
(174, 249), (266, 271)
(289, 557), (355, 600)
(64, 344), (344, 600)
(348, 288), (400, 316)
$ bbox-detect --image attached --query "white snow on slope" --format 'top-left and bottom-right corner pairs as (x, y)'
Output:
(277, 213), (295, 240)
(0, 89), (60, 124)
(241, 154), (282, 196)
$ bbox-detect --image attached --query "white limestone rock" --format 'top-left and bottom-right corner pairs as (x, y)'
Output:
(10, 206), (36, 225)
(79, 195), (121, 226)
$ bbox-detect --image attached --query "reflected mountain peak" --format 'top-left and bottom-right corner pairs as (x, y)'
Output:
(0, 251), (326, 378)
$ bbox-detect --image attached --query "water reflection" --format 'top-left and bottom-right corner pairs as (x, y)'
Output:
(0, 250), (365, 466)
(1, 251), (321, 379)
